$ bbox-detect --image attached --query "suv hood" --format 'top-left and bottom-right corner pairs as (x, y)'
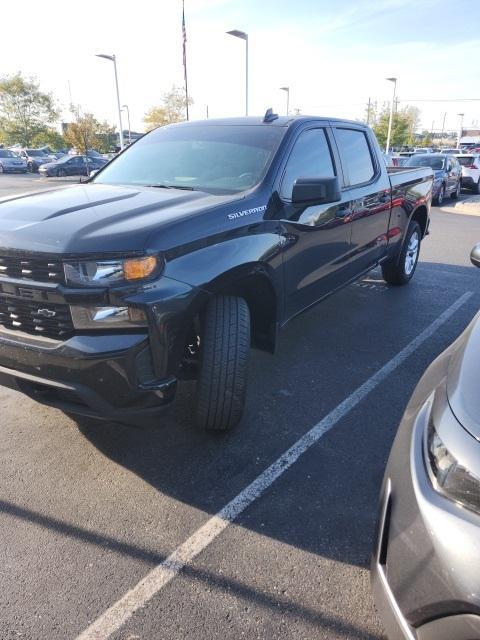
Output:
(447, 311), (480, 441)
(0, 183), (235, 255)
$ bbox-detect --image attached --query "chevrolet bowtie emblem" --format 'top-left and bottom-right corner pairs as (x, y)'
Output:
(36, 308), (56, 318)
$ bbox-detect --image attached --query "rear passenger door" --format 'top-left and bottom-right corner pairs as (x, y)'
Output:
(332, 126), (392, 272)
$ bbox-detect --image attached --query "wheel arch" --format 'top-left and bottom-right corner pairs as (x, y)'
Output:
(204, 264), (279, 353)
(409, 204), (429, 239)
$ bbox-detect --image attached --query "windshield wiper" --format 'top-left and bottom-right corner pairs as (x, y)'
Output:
(145, 183), (197, 191)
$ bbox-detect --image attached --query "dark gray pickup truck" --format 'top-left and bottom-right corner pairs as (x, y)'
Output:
(0, 113), (433, 432)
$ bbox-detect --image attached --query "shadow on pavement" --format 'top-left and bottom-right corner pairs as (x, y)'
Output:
(60, 262), (479, 573)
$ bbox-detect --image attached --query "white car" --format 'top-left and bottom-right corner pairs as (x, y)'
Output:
(457, 154), (480, 194)
(413, 147), (434, 154)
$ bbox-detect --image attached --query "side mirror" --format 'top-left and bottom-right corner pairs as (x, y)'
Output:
(470, 244), (480, 268)
(89, 169), (99, 178)
(292, 176), (341, 205)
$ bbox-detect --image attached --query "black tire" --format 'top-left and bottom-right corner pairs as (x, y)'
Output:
(433, 184), (445, 206)
(451, 180), (461, 200)
(474, 179), (480, 195)
(381, 221), (421, 286)
(196, 295), (250, 431)
(27, 162), (33, 173)
(0, 164), (3, 174)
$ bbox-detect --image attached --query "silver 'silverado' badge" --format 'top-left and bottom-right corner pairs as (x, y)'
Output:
(228, 205), (267, 220)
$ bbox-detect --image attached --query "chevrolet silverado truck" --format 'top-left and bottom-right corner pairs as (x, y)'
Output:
(0, 113), (433, 431)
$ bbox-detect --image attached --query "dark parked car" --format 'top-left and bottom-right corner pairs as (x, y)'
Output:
(0, 114), (432, 431)
(405, 153), (462, 205)
(0, 149), (27, 173)
(372, 245), (480, 640)
(38, 155), (106, 177)
(15, 148), (50, 173)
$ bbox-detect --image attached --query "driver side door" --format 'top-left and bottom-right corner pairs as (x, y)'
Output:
(277, 126), (354, 320)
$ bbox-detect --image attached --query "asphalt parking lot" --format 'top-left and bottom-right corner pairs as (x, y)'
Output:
(1, 174), (480, 640)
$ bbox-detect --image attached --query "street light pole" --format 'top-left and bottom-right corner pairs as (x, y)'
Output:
(122, 104), (131, 144)
(96, 53), (124, 150)
(457, 113), (465, 148)
(385, 77), (397, 154)
(226, 29), (248, 116)
(280, 87), (290, 115)
(439, 112), (447, 146)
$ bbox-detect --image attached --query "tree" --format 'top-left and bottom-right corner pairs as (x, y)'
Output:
(0, 73), (59, 146)
(64, 108), (116, 154)
(373, 105), (420, 149)
(144, 86), (193, 131)
(31, 128), (66, 150)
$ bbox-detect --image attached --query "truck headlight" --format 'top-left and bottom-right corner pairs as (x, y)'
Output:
(64, 256), (158, 287)
(425, 420), (480, 516)
(70, 305), (147, 329)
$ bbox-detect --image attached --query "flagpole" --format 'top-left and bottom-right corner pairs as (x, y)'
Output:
(182, 0), (189, 120)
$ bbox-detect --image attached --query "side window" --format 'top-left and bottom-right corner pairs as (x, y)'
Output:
(280, 128), (335, 200)
(334, 128), (375, 186)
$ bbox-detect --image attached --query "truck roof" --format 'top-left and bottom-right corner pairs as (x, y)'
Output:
(169, 115), (367, 128)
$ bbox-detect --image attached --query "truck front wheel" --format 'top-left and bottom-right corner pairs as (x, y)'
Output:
(196, 295), (250, 431)
(381, 221), (421, 286)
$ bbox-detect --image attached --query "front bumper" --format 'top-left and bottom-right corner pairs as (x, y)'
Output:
(2, 165), (27, 173)
(0, 274), (209, 425)
(371, 359), (480, 639)
(0, 331), (177, 425)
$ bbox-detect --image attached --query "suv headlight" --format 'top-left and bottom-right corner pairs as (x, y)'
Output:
(70, 305), (147, 330)
(425, 420), (480, 516)
(64, 256), (158, 287)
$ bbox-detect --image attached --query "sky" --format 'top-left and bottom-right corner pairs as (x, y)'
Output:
(2, 0), (480, 134)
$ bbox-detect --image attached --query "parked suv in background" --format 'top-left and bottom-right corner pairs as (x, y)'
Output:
(457, 154), (480, 194)
(0, 149), (27, 174)
(405, 153), (461, 205)
(15, 149), (50, 173)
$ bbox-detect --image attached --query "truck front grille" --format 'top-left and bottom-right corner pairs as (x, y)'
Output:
(0, 256), (65, 284)
(0, 296), (74, 339)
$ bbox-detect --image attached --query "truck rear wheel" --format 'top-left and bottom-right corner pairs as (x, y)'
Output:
(196, 295), (250, 431)
(381, 221), (421, 286)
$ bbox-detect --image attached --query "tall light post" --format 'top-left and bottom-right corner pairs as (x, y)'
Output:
(122, 104), (131, 144)
(227, 29), (248, 116)
(385, 77), (397, 154)
(457, 113), (465, 148)
(439, 112), (447, 146)
(280, 86), (290, 116)
(96, 54), (124, 150)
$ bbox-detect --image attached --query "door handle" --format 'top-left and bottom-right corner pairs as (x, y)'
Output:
(336, 206), (352, 218)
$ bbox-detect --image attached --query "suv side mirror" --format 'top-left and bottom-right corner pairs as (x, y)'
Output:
(292, 177), (341, 205)
(470, 244), (480, 268)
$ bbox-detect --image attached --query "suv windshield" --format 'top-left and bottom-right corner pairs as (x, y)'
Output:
(93, 124), (284, 193)
(406, 156), (445, 170)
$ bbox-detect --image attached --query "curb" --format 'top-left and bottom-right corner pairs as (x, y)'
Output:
(440, 196), (480, 216)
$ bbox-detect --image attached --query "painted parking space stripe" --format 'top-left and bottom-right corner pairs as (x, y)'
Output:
(76, 291), (473, 640)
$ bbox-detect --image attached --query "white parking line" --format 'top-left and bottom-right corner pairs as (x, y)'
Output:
(76, 291), (473, 640)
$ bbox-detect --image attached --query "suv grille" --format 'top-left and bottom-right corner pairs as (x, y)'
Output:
(0, 296), (74, 339)
(0, 256), (65, 284)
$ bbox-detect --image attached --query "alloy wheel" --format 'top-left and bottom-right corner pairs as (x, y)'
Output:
(405, 231), (419, 275)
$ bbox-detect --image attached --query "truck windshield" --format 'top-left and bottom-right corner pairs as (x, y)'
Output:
(405, 156), (445, 170)
(93, 124), (284, 194)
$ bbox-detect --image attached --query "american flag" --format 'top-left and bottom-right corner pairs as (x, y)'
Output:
(182, 1), (187, 68)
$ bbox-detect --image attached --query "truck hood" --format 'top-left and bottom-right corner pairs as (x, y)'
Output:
(0, 183), (235, 255)
(447, 311), (480, 441)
